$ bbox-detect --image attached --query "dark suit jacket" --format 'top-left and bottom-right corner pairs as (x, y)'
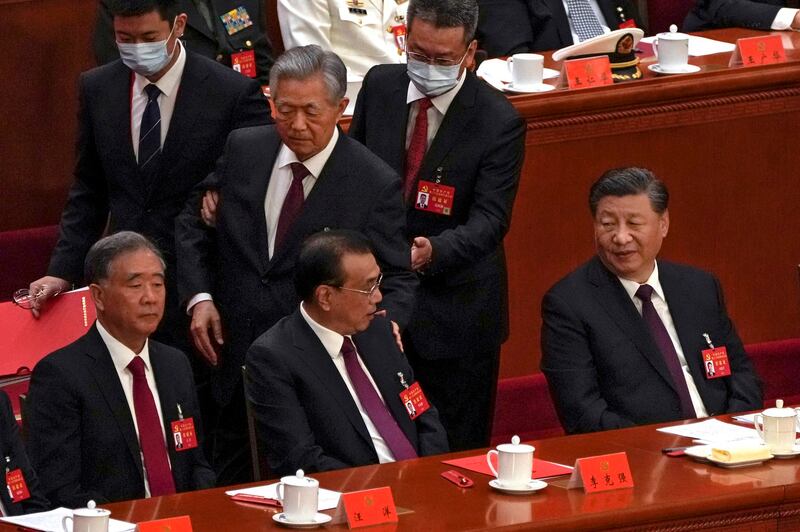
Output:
(93, 0), (274, 85)
(540, 257), (763, 434)
(176, 126), (417, 404)
(0, 391), (49, 515)
(683, 0), (786, 31)
(26, 325), (216, 508)
(476, 0), (642, 57)
(349, 65), (525, 360)
(245, 311), (449, 476)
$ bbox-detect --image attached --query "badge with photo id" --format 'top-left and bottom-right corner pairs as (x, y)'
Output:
(399, 382), (430, 420)
(171, 418), (199, 451)
(415, 180), (454, 216)
(702, 346), (731, 379)
(6, 468), (30, 503)
(231, 50), (256, 78)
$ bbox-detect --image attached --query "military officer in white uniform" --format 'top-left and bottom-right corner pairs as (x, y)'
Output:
(278, 0), (408, 77)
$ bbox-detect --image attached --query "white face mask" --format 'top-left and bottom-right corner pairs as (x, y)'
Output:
(406, 58), (461, 97)
(117, 19), (178, 77)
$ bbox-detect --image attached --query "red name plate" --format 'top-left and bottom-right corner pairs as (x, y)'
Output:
(342, 486), (398, 528)
(563, 57), (613, 90)
(568, 452), (634, 493)
(733, 34), (785, 67)
(137, 515), (193, 532)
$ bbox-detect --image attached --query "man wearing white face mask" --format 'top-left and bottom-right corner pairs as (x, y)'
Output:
(27, 0), (270, 367)
(350, 0), (525, 452)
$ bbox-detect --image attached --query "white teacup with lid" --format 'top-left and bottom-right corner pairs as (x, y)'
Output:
(754, 399), (799, 453)
(62, 500), (110, 532)
(276, 469), (319, 522)
(653, 24), (690, 70)
(486, 435), (535, 488)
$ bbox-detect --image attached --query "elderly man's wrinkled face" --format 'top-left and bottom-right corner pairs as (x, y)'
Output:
(594, 193), (669, 283)
(271, 73), (348, 161)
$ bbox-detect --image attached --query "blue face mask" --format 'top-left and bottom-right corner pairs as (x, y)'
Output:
(406, 58), (461, 97)
(117, 20), (178, 77)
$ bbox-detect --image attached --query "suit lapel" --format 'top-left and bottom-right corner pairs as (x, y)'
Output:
(291, 313), (375, 450)
(353, 330), (417, 448)
(659, 263), (706, 387)
(183, 1), (215, 40)
(383, 71), (411, 175)
(415, 73), (478, 184)
(249, 131), (283, 275)
(150, 343), (183, 479)
(588, 258), (680, 393)
(544, 0), (573, 46)
(84, 326), (144, 479)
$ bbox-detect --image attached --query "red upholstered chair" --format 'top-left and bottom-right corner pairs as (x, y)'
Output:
(746, 338), (800, 408)
(0, 225), (59, 301)
(647, 0), (696, 34)
(491, 373), (564, 446)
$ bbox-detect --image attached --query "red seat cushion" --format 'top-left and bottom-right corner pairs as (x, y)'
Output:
(491, 373), (564, 445)
(0, 225), (59, 300)
(747, 338), (800, 407)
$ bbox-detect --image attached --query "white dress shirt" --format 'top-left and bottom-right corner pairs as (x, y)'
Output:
(264, 128), (339, 258)
(130, 41), (186, 161)
(617, 262), (709, 418)
(772, 8), (799, 30)
(96, 321), (169, 497)
(405, 70), (466, 150)
(300, 303), (396, 463)
(187, 128), (340, 311)
(562, 0), (612, 45)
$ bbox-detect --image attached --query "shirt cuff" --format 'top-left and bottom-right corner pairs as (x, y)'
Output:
(187, 293), (213, 315)
(772, 8), (798, 30)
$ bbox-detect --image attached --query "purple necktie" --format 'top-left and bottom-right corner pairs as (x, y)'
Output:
(274, 162), (308, 251)
(635, 284), (696, 419)
(341, 337), (418, 461)
(127, 356), (176, 496)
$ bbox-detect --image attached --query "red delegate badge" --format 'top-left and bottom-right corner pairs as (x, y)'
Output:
(703, 346), (731, 379)
(399, 382), (430, 420)
(171, 418), (199, 451)
(231, 50), (257, 78)
(6, 469), (30, 503)
(415, 180), (454, 216)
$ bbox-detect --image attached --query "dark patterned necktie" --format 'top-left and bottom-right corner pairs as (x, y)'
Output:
(274, 162), (308, 251)
(635, 284), (696, 419)
(138, 84), (162, 185)
(565, 0), (605, 42)
(341, 338), (418, 460)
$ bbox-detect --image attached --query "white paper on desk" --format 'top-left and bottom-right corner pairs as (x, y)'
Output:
(225, 483), (341, 511)
(0, 507), (135, 532)
(657, 418), (761, 443)
(640, 35), (736, 57)
(733, 413), (757, 424)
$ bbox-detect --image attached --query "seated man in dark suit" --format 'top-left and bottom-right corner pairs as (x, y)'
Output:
(246, 230), (448, 476)
(0, 390), (49, 515)
(26, 232), (215, 508)
(684, 0), (799, 32)
(541, 167), (762, 434)
(476, 0), (641, 57)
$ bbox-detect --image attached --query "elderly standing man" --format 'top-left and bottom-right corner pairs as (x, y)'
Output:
(176, 45), (417, 484)
(26, 232), (215, 508)
(350, 0), (526, 451)
(246, 230), (448, 476)
(541, 167), (762, 434)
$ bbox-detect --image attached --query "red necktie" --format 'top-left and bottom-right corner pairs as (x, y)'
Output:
(274, 162), (308, 251)
(127, 356), (176, 496)
(404, 98), (433, 202)
(341, 338), (418, 461)
(635, 284), (696, 419)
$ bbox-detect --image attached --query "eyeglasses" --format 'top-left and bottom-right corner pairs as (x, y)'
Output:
(335, 273), (383, 297)
(405, 47), (469, 67)
(12, 285), (63, 310)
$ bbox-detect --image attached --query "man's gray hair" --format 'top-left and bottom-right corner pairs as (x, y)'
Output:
(589, 167), (669, 216)
(408, 0), (479, 43)
(269, 45), (347, 103)
(84, 231), (165, 284)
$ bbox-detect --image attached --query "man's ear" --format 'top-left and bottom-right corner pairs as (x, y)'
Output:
(89, 283), (105, 313)
(315, 285), (334, 312)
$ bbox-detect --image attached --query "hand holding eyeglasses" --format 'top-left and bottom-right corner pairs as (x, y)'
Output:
(15, 276), (71, 317)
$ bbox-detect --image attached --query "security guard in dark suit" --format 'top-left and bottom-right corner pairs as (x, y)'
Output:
(93, 0), (274, 85)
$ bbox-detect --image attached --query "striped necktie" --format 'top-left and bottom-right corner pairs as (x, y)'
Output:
(138, 84), (162, 185)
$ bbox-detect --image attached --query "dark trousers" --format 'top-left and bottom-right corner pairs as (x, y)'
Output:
(405, 336), (501, 452)
(209, 379), (254, 486)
